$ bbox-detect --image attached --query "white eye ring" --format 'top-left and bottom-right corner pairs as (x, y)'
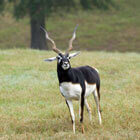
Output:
(57, 56), (62, 63)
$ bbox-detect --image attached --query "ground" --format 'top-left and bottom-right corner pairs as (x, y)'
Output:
(0, 49), (139, 139)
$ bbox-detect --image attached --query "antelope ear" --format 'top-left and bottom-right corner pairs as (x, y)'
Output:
(44, 57), (57, 62)
(69, 52), (80, 59)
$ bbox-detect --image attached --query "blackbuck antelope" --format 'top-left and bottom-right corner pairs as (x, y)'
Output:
(41, 26), (102, 134)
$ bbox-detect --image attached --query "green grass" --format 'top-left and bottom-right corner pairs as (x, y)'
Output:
(0, 0), (140, 52)
(0, 49), (140, 139)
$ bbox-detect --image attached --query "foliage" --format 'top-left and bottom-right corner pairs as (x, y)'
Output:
(8, 0), (75, 19)
(0, 0), (5, 12)
(7, 0), (116, 20)
(80, 0), (115, 10)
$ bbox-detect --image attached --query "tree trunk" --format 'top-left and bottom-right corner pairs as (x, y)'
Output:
(30, 15), (48, 50)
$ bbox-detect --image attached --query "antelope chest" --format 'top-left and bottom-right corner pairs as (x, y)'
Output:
(59, 82), (82, 100)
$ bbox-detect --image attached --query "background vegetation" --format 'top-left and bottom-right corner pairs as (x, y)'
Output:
(0, 0), (140, 52)
(0, 0), (117, 50)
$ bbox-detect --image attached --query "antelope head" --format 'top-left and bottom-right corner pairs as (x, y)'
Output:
(41, 25), (80, 70)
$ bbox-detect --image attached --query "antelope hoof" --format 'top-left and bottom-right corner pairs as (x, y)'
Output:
(81, 124), (85, 134)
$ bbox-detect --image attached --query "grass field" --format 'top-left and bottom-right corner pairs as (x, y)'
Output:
(0, 0), (140, 52)
(0, 49), (139, 139)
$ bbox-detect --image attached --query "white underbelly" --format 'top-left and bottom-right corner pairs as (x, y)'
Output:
(60, 82), (82, 100)
(59, 81), (96, 100)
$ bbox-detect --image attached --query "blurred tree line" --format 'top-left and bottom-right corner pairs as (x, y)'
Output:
(0, 0), (114, 50)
